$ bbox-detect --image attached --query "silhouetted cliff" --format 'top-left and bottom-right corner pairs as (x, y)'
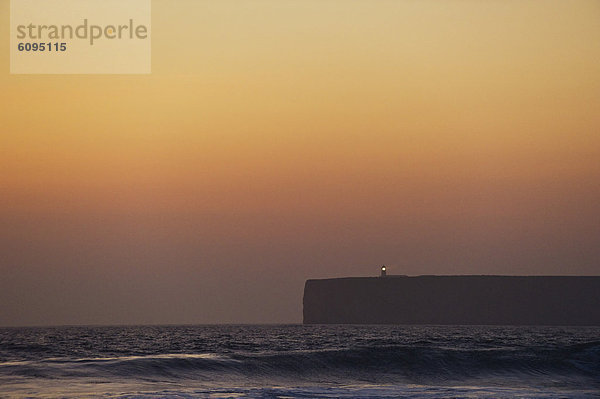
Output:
(303, 276), (600, 325)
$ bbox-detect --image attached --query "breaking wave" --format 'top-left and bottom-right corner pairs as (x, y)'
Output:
(1, 325), (599, 397)
(2, 342), (599, 385)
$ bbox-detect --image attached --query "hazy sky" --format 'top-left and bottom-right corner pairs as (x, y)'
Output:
(1, 0), (599, 326)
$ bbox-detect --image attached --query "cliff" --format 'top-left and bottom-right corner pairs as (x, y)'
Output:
(303, 275), (600, 325)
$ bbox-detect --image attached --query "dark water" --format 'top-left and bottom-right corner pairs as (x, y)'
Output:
(0, 325), (599, 398)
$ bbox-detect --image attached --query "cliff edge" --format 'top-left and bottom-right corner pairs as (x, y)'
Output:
(303, 275), (600, 325)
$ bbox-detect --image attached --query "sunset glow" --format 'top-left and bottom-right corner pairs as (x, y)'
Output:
(1, 0), (599, 325)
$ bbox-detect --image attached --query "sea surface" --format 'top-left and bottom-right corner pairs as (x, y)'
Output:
(0, 325), (599, 398)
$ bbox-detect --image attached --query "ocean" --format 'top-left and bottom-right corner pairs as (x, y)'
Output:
(0, 325), (598, 398)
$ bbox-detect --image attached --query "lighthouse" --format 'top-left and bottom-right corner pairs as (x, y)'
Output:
(380, 265), (387, 277)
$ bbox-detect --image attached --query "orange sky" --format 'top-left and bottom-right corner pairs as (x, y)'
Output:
(1, 0), (599, 325)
